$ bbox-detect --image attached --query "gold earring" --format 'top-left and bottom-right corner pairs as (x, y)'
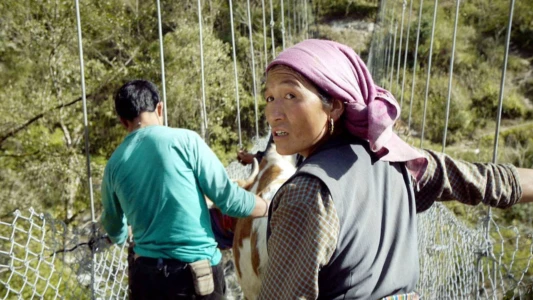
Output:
(329, 118), (334, 135)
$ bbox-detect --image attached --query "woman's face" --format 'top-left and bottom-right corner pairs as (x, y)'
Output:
(264, 66), (329, 158)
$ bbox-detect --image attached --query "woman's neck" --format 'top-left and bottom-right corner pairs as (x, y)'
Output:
(303, 127), (347, 159)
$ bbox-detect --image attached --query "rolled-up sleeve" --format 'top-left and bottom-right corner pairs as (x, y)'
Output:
(100, 167), (128, 244)
(415, 149), (523, 213)
(259, 175), (338, 299)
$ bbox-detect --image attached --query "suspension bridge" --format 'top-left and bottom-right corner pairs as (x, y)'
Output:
(1, 0), (532, 299)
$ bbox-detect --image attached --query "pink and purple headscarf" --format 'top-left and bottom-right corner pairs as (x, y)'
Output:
(266, 39), (427, 181)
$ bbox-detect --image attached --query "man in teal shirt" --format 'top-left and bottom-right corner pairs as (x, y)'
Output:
(101, 79), (269, 299)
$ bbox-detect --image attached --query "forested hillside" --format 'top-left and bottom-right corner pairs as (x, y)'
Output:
(1, 0), (532, 229)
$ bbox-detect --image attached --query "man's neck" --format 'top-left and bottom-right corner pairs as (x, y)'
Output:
(127, 112), (161, 132)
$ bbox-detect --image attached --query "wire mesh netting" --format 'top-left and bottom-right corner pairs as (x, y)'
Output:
(417, 204), (533, 298)
(0, 208), (128, 299)
(3, 197), (533, 299)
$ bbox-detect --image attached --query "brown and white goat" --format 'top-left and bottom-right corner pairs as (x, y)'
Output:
(230, 145), (297, 299)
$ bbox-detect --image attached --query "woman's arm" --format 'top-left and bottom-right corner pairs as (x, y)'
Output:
(259, 175), (338, 299)
(415, 149), (524, 212)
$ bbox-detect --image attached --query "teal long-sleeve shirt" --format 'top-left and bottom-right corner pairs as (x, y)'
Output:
(100, 126), (256, 265)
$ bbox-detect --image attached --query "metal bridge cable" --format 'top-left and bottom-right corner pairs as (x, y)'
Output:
(247, 0), (260, 140)
(197, 0), (208, 140)
(261, 0), (268, 68)
(74, 1), (96, 298)
(74, 0), (95, 228)
(366, 31), (376, 73)
(399, 0), (413, 111)
(383, 37), (390, 85)
(156, 0), (168, 127)
(373, 0), (388, 79)
(269, 0), (276, 58)
(407, 0), (424, 132)
(375, 24), (385, 81)
(304, 0), (308, 39)
(420, 0), (438, 149)
(366, 2), (381, 74)
(281, 0), (286, 50)
(287, 0), (292, 45)
(296, 0), (300, 36)
(492, 0), (516, 164)
(385, 33), (393, 88)
(293, 0), (298, 43)
(297, 0), (302, 38)
(442, 0), (461, 153)
(387, 2), (397, 89)
(229, 0), (243, 149)
(366, 4), (377, 73)
(389, 22), (397, 89)
(302, 0), (306, 36)
(293, 0), (297, 44)
(396, 0), (407, 91)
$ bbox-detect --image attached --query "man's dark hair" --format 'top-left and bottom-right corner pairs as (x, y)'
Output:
(114, 80), (160, 121)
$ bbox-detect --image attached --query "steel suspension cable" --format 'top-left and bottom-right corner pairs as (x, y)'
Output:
(229, 0), (243, 149)
(269, 0), (276, 59)
(399, 0), (414, 111)
(293, 0), (297, 43)
(280, 0), (286, 50)
(492, 0), (516, 164)
(389, 22), (397, 89)
(407, 0), (424, 132)
(74, 0), (95, 235)
(197, 0), (208, 140)
(442, 0), (461, 153)
(387, 2), (397, 88)
(261, 0), (268, 68)
(156, 0), (168, 126)
(247, 0), (260, 140)
(478, 2), (516, 294)
(420, 0), (439, 148)
(396, 0), (407, 91)
(380, 0), (390, 81)
(297, 0), (301, 38)
(74, 1), (96, 298)
(368, 0), (387, 77)
(287, 0), (292, 45)
(384, 33), (392, 87)
(304, 0), (308, 39)
(293, 0), (297, 44)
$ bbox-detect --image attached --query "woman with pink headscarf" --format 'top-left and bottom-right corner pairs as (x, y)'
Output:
(257, 39), (532, 299)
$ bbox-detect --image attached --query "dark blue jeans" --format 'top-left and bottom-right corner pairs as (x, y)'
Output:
(129, 256), (226, 300)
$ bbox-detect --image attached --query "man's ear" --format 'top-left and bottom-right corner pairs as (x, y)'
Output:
(119, 117), (129, 129)
(330, 99), (345, 122)
(156, 102), (164, 118)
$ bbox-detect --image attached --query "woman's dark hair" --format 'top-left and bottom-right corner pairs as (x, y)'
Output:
(114, 80), (160, 121)
(315, 86), (332, 108)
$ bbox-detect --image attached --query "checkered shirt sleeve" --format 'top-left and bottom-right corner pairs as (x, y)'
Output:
(415, 149), (523, 213)
(258, 175), (339, 299)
